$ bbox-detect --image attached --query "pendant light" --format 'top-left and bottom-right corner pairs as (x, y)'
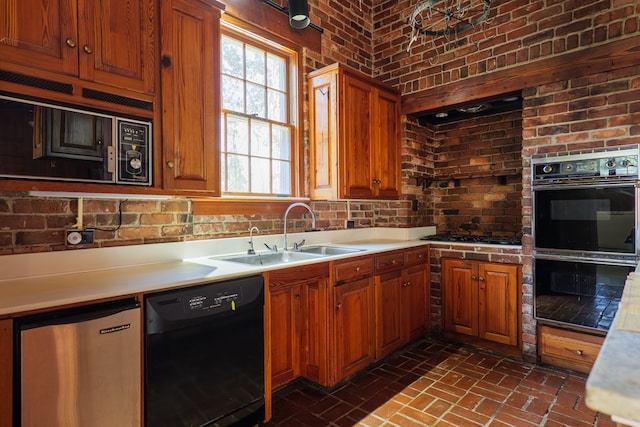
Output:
(288, 0), (310, 29)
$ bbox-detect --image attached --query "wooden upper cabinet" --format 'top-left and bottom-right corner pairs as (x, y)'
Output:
(0, 0), (155, 94)
(309, 63), (401, 200)
(160, 0), (222, 192)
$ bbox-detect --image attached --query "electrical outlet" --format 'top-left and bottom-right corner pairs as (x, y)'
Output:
(66, 230), (94, 246)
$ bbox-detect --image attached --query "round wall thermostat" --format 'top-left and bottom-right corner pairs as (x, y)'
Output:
(67, 231), (83, 245)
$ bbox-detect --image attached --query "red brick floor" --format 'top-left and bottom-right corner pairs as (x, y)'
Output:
(264, 339), (616, 427)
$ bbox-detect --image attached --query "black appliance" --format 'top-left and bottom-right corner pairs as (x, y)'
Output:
(145, 276), (265, 427)
(532, 146), (639, 332)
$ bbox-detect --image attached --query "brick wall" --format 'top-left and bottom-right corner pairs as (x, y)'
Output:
(0, 194), (421, 254)
(430, 109), (523, 236)
(372, 0), (640, 92)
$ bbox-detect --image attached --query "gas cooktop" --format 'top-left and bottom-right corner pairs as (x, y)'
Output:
(420, 234), (522, 246)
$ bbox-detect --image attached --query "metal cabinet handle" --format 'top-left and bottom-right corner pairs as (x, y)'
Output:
(295, 294), (301, 300)
(402, 282), (410, 287)
(478, 276), (485, 281)
(166, 161), (175, 168)
(576, 350), (584, 356)
(372, 179), (381, 185)
(336, 303), (342, 310)
(83, 45), (93, 54)
(471, 275), (477, 280)
(65, 38), (76, 48)
(355, 266), (360, 272)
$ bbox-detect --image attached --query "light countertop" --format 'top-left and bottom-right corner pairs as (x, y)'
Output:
(586, 271), (640, 427)
(0, 227), (434, 316)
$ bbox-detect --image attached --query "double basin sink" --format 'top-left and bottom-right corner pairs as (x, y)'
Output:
(213, 245), (365, 267)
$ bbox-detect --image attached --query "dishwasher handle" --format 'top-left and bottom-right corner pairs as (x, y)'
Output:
(16, 298), (140, 331)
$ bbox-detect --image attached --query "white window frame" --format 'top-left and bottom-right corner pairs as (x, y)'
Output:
(219, 23), (301, 198)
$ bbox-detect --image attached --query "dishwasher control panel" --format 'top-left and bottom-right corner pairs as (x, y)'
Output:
(145, 275), (264, 334)
(188, 292), (240, 311)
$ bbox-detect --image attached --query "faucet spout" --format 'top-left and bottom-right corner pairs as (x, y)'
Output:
(283, 202), (316, 251)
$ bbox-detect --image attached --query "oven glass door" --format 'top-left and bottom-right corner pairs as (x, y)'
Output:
(534, 185), (636, 255)
(535, 257), (633, 331)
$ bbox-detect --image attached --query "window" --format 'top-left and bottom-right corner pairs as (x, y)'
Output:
(220, 26), (298, 196)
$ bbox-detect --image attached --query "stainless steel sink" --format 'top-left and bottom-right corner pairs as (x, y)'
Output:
(298, 245), (365, 255)
(212, 245), (365, 266)
(216, 251), (323, 266)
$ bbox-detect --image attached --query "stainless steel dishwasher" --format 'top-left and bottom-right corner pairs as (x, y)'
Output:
(15, 298), (142, 427)
(144, 275), (264, 427)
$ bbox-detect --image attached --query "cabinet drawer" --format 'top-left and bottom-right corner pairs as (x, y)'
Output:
(334, 257), (374, 284)
(405, 246), (428, 266)
(538, 326), (603, 373)
(375, 251), (405, 273)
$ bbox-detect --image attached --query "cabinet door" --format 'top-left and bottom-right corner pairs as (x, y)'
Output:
(303, 277), (329, 385)
(0, 319), (12, 427)
(334, 277), (374, 382)
(375, 270), (404, 359)
(442, 259), (478, 337)
(160, 0), (221, 192)
(78, 0), (155, 93)
(478, 263), (519, 346)
(308, 71), (339, 200)
(0, 0), (79, 75)
(269, 283), (305, 388)
(340, 73), (375, 199)
(402, 263), (428, 342)
(372, 88), (400, 199)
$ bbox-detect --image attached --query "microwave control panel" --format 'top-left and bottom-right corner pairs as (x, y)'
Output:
(116, 119), (152, 185)
(533, 147), (639, 182)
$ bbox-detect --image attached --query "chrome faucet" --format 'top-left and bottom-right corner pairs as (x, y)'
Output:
(248, 226), (259, 254)
(283, 202), (316, 251)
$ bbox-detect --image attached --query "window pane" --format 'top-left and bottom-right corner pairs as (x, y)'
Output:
(267, 53), (286, 90)
(221, 36), (244, 78)
(272, 160), (291, 195)
(272, 125), (290, 160)
(251, 121), (270, 157)
(227, 116), (249, 154)
(245, 46), (265, 85)
(227, 154), (249, 192)
(246, 83), (266, 118)
(220, 27), (295, 197)
(267, 89), (286, 122)
(222, 76), (245, 112)
(251, 157), (271, 193)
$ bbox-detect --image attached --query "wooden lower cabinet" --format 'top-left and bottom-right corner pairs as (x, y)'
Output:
(442, 258), (520, 347)
(0, 319), (12, 427)
(333, 277), (375, 383)
(375, 263), (428, 359)
(266, 263), (329, 390)
(538, 325), (604, 374)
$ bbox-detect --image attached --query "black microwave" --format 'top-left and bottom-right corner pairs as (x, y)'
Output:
(0, 95), (152, 185)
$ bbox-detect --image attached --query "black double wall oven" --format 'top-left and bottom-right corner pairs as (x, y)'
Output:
(532, 146), (639, 334)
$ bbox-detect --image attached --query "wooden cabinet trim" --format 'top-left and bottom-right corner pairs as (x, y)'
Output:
(0, 319), (12, 427)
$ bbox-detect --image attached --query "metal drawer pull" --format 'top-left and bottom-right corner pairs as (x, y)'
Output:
(83, 45), (93, 54)
(576, 349), (584, 356)
(66, 38), (76, 48)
